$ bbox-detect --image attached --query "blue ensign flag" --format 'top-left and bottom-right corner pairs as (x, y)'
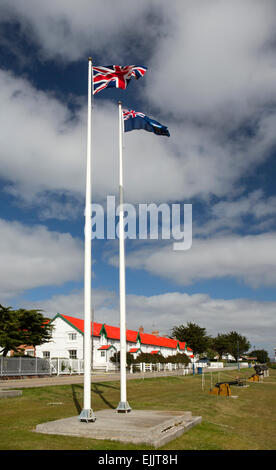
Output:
(123, 109), (170, 137)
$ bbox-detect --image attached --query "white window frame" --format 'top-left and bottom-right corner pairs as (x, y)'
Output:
(68, 332), (77, 341)
(68, 349), (77, 359)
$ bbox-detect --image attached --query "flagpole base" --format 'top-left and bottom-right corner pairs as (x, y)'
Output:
(79, 408), (96, 423)
(116, 401), (132, 413)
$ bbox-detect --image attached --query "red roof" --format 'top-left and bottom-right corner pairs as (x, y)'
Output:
(139, 332), (179, 349)
(57, 314), (193, 353)
(58, 314), (102, 336)
(129, 348), (140, 353)
(151, 350), (160, 354)
(98, 345), (113, 350)
(104, 324), (138, 343)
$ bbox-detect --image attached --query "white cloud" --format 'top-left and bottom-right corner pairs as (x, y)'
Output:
(212, 190), (276, 221)
(2, 67), (276, 214)
(2, 1), (276, 126)
(146, 0), (276, 121)
(25, 288), (118, 323)
(0, 218), (83, 299)
(193, 190), (276, 237)
(0, 68), (238, 207)
(121, 232), (276, 288)
(2, 2), (276, 209)
(0, 0), (160, 62)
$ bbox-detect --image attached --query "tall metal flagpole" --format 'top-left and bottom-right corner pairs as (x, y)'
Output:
(116, 101), (131, 413)
(79, 57), (96, 422)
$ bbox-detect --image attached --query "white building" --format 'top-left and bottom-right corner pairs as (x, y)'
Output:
(36, 313), (194, 366)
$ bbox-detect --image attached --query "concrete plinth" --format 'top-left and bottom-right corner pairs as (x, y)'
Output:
(35, 409), (202, 448)
(0, 390), (22, 399)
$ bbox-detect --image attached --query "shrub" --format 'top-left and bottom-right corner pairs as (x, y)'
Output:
(110, 351), (135, 366)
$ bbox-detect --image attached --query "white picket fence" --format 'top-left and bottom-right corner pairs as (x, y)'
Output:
(130, 362), (191, 374)
(195, 362), (224, 369)
(2, 357), (245, 377)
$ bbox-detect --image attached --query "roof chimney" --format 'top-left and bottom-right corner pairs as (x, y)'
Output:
(138, 326), (144, 334)
(151, 330), (159, 336)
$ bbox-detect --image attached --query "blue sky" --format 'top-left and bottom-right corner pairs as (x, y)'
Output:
(0, 1), (276, 356)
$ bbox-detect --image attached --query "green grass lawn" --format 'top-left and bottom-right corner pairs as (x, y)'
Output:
(0, 368), (275, 450)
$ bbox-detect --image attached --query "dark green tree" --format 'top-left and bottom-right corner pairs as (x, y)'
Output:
(249, 349), (269, 363)
(171, 322), (210, 355)
(211, 333), (231, 360)
(0, 305), (53, 356)
(223, 331), (251, 361)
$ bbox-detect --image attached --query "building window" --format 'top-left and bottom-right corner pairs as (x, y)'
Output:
(68, 333), (77, 341)
(43, 351), (50, 358)
(69, 350), (77, 359)
(101, 351), (105, 357)
(25, 349), (34, 356)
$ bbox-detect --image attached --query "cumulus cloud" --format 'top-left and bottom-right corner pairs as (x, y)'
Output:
(0, 0), (164, 62)
(146, 0), (276, 121)
(0, 218), (83, 299)
(1, 2), (276, 210)
(2, 67), (276, 215)
(193, 190), (276, 236)
(25, 288), (118, 323)
(119, 232), (276, 288)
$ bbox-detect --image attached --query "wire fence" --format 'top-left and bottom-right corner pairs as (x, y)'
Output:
(0, 357), (191, 377)
(0, 357), (51, 376)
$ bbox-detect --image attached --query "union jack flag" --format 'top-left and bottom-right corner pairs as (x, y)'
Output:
(123, 109), (145, 120)
(92, 65), (147, 95)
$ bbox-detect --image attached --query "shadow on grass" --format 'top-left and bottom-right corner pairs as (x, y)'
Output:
(71, 385), (82, 414)
(71, 382), (119, 413)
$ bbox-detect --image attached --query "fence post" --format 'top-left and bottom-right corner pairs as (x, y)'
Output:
(57, 358), (60, 376)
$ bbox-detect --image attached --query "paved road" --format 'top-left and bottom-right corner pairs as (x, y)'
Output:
(0, 366), (236, 390)
(0, 370), (192, 389)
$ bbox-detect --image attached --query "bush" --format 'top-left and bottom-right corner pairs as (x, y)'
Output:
(133, 352), (165, 364)
(133, 351), (190, 365)
(110, 351), (135, 366)
(110, 351), (191, 366)
(167, 353), (191, 366)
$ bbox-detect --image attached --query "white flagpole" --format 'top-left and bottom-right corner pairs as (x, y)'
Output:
(79, 57), (96, 422)
(116, 101), (131, 413)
